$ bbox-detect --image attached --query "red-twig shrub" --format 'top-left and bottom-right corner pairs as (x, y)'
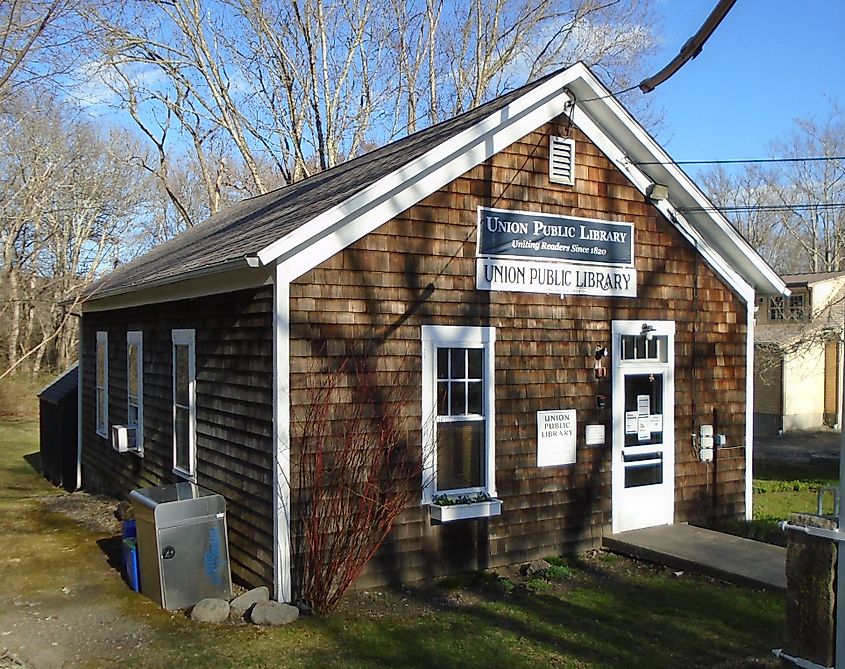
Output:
(293, 356), (421, 613)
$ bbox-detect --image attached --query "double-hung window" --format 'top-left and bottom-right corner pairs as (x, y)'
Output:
(95, 331), (108, 437)
(126, 331), (143, 455)
(421, 325), (497, 512)
(172, 329), (196, 479)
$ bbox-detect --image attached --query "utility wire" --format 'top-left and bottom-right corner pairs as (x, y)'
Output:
(680, 203), (845, 213)
(636, 156), (845, 166)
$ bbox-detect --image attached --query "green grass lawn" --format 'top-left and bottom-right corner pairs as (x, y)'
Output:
(1, 420), (785, 668)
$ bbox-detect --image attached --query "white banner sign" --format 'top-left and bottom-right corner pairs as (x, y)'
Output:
(537, 409), (577, 467)
(477, 258), (636, 298)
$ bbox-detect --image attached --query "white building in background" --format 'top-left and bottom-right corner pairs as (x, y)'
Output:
(754, 271), (845, 435)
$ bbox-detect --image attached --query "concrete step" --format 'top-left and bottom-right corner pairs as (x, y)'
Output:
(603, 523), (786, 590)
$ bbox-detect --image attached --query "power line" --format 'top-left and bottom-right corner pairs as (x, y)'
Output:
(635, 156), (845, 166)
(680, 202), (845, 213)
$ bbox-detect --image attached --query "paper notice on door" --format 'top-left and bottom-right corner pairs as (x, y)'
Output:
(625, 411), (638, 434)
(637, 394), (650, 416)
(648, 414), (663, 432)
(637, 419), (651, 441)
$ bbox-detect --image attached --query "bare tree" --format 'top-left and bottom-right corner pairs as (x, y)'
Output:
(85, 0), (660, 220)
(0, 0), (94, 102)
(0, 95), (148, 377)
(768, 107), (845, 273)
(701, 164), (797, 272)
(702, 106), (845, 275)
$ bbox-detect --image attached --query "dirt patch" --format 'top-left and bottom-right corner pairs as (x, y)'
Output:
(38, 492), (122, 535)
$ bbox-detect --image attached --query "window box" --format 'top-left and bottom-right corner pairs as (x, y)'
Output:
(428, 495), (502, 523)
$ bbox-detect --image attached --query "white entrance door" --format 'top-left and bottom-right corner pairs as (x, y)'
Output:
(611, 320), (675, 534)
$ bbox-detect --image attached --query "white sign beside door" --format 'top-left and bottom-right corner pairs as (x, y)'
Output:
(537, 409), (576, 467)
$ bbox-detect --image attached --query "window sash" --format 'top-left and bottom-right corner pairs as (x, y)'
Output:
(127, 332), (143, 454)
(95, 332), (108, 436)
(171, 330), (196, 478)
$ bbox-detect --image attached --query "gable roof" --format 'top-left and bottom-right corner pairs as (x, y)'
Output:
(83, 62), (786, 306)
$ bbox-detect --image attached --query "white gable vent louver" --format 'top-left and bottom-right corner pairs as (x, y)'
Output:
(549, 136), (575, 186)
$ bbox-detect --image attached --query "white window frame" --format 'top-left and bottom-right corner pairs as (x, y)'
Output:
(421, 325), (496, 505)
(95, 331), (108, 438)
(769, 294), (807, 322)
(126, 331), (144, 456)
(172, 329), (197, 480)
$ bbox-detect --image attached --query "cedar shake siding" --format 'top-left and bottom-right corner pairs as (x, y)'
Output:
(80, 287), (274, 588)
(289, 122), (748, 588)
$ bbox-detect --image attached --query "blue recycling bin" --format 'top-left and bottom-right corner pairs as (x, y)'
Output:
(122, 520), (140, 592)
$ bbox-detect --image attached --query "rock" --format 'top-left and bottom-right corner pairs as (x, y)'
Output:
(229, 585), (270, 620)
(520, 559), (551, 577)
(191, 598), (230, 624)
(229, 586), (270, 619)
(295, 600), (313, 616)
(249, 601), (299, 626)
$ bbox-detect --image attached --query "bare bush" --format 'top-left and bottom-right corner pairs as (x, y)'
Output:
(293, 356), (423, 614)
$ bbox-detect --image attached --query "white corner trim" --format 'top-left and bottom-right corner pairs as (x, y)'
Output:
(272, 263), (292, 602)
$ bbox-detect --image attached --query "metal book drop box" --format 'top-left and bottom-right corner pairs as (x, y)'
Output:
(129, 482), (232, 610)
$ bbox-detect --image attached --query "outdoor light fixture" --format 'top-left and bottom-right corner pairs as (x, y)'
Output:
(641, 323), (656, 341)
(646, 183), (669, 202)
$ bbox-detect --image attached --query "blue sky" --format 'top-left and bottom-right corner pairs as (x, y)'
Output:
(644, 0), (844, 175)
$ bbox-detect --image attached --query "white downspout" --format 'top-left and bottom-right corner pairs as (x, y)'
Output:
(744, 286), (756, 521)
(272, 263), (292, 602)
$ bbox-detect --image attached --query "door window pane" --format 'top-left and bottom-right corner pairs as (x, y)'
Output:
(620, 334), (668, 362)
(624, 373), (664, 446)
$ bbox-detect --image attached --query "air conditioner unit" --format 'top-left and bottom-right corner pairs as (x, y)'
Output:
(111, 425), (136, 453)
